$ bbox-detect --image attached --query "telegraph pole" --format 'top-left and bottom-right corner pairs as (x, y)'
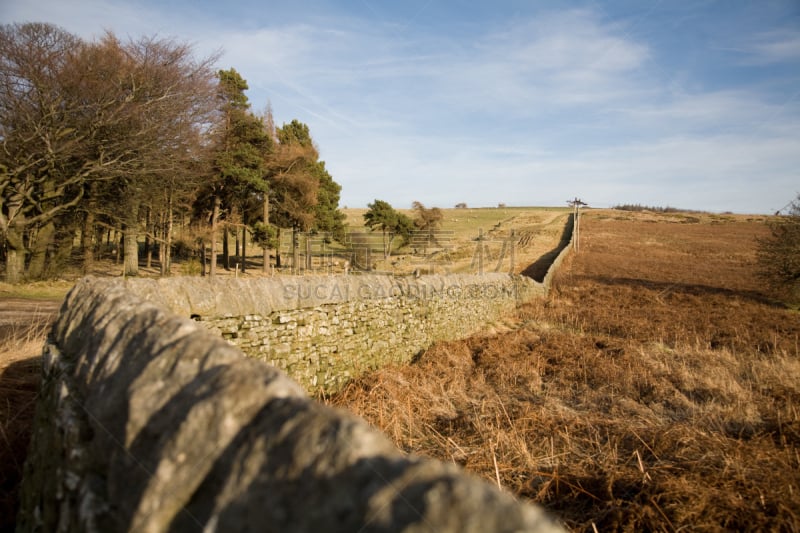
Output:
(567, 197), (588, 252)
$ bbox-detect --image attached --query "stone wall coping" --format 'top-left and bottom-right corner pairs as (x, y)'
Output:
(116, 272), (542, 317)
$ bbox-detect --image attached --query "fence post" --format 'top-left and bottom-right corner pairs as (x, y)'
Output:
(510, 229), (516, 273)
(478, 228), (484, 275)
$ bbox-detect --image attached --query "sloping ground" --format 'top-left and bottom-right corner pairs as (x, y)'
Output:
(363, 208), (570, 276)
(455, 209), (570, 276)
(326, 210), (800, 531)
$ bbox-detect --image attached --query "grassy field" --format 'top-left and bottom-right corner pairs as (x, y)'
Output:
(326, 209), (800, 531)
(342, 206), (571, 275)
(343, 205), (568, 236)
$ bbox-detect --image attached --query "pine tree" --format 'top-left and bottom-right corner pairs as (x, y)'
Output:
(364, 200), (413, 258)
(202, 68), (271, 276)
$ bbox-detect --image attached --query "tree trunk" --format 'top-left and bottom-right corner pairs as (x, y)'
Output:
(145, 206), (152, 269)
(27, 221), (55, 280)
(210, 196), (220, 278)
(5, 224), (26, 283)
(51, 228), (73, 277)
(5, 249), (25, 284)
(262, 195), (270, 274)
(223, 225), (230, 270)
(275, 228), (282, 268)
(235, 226), (240, 263)
(81, 183), (97, 274)
(161, 188), (173, 276)
(157, 211), (165, 272)
(82, 208), (95, 274)
(123, 201), (140, 276)
(241, 224), (247, 274)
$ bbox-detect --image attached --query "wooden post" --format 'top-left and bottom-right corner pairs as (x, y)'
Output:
(306, 234), (312, 271)
(478, 228), (484, 275)
(241, 224), (247, 274)
(566, 197), (587, 252)
(510, 229), (516, 273)
(210, 196), (220, 278)
(573, 203), (578, 251)
(292, 227), (299, 274)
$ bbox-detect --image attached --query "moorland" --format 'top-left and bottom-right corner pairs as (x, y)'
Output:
(327, 208), (800, 531)
(2, 207), (798, 531)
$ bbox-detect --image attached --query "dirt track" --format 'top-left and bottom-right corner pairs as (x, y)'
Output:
(0, 298), (62, 343)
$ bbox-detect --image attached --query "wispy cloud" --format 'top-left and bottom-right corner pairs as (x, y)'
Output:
(205, 7), (798, 213)
(742, 29), (800, 65)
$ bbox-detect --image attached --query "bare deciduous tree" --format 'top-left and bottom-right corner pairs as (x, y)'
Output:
(0, 23), (218, 281)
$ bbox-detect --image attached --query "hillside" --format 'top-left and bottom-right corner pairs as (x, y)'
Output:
(341, 206), (571, 276)
(327, 209), (800, 531)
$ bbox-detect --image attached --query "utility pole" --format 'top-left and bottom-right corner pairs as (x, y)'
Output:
(567, 197), (588, 252)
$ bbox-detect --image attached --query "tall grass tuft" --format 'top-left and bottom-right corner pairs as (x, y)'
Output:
(0, 317), (49, 531)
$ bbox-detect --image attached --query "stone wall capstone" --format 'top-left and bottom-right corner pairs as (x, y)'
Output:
(17, 276), (565, 532)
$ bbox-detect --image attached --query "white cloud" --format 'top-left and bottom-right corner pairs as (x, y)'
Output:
(611, 89), (795, 138)
(457, 10), (650, 108)
(745, 29), (800, 64)
(482, 9), (649, 74)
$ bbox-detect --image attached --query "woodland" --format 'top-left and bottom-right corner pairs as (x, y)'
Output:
(0, 22), (347, 283)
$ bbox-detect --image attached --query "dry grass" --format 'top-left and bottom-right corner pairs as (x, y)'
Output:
(0, 319), (48, 532)
(325, 210), (800, 531)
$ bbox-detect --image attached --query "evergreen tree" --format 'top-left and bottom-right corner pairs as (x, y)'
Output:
(268, 119), (345, 240)
(268, 120), (319, 232)
(363, 199), (412, 258)
(312, 161), (346, 240)
(201, 68), (271, 276)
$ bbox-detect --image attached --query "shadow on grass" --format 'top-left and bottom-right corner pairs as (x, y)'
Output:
(521, 213), (574, 282)
(0, 355), (41, 533)
(578, 275), (789, 309)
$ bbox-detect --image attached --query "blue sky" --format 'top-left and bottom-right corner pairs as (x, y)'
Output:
(3, 1), (799, 213)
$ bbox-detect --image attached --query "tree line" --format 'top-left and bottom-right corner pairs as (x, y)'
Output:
(0, 22), (345, 283)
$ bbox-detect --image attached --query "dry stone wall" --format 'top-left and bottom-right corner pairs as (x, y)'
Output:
(17, 276), (564, 532)
(18, 221), (575, 531)
(118, 273), (545, 392)
(542, 213), (575, 291)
